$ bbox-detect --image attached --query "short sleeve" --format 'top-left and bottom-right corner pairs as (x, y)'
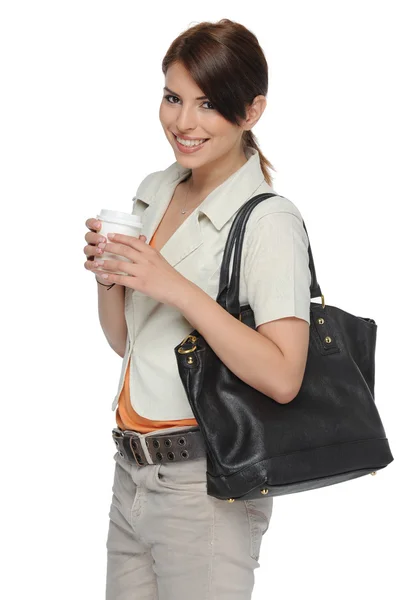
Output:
(243, 211), (312, 327)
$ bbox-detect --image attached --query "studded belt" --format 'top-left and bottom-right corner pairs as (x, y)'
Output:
(112, 426), (207, 467)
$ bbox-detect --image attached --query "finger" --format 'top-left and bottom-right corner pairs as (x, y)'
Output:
(86, 218), (102, 232)
(84, 231), (107, 245)
(87, 218), (101, 231)
(84, 259), (117, 273)
(106, 232), (147, 248)
(96, 270), (139, 289)
(83, 243), (105, 259)
(93, 258), (135, 276)
(84, 259), (100, 271)
(101, 241), (143, 263)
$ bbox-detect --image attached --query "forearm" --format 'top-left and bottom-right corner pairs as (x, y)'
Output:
(176, 282), (290, 404)
(96, 278), (127, 356)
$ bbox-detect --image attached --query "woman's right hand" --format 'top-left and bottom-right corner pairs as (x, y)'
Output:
(84, 218), (108, 279)
(84, 217), (145, 281)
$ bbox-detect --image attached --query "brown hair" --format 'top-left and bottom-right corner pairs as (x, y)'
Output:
(161, 18), (275, 186)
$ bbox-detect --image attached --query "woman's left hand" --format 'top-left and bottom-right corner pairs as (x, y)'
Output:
(92, 232), (192, 307)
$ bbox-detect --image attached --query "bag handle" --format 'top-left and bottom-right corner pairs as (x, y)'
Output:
(216, 193), (323, 317)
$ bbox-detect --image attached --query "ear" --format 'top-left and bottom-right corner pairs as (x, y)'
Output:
(243, 95), (267, 131)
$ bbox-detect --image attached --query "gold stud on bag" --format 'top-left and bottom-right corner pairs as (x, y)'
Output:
(174, 192), (394, 501)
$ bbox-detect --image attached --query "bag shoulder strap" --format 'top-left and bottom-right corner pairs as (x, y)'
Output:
(216, 193), (322, 317)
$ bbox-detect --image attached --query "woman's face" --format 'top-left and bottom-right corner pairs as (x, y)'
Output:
(159, 61), (245, 168)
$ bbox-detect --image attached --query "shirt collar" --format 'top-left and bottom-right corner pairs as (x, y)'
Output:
(137, 147), (275, 231)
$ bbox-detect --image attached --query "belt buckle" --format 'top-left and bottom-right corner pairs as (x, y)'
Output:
(112, 427), (124, 438)
(129, 435), (146, 467)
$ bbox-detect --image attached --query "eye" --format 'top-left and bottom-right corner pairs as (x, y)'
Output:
(163, 95), (215, 110)
(164, 94), (180, 104)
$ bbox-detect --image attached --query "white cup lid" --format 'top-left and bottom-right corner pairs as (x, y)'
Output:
(97, 209), (142, 227)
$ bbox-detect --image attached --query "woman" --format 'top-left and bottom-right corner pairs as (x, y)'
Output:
(84, 18), (311, 600)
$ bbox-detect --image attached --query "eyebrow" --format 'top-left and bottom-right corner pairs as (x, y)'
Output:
(163, 86), (209, 100)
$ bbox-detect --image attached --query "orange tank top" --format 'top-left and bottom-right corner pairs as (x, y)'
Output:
(115, 227), (199, 433)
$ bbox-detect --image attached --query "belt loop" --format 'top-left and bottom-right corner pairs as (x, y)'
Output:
(132, 432), (155, 465)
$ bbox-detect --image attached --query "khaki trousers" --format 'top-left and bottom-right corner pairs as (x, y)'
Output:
(106, 427), (273, 600)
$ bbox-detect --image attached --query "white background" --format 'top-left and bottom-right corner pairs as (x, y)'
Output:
(1, 1), (398, 598)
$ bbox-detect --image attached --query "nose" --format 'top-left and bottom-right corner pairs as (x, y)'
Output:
(175, 103), (198, 132)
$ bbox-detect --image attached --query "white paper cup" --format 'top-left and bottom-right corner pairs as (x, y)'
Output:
(96, 209), (143, 275)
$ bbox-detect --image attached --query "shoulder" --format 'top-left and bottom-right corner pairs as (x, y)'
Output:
(131, 169), (168, 217)
(134, 169), (165, 202)
(242, 186), (312, 326)
(243, 184), (307, 246)
(132, 159), (189, 209)
(247, 182), (305, 226)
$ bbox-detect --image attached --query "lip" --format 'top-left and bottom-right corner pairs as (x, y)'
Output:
(172, 132), (210, 141)
(172, 132), (210, 154)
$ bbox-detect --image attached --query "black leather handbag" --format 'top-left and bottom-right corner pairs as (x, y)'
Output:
(174, 193), (394, 501)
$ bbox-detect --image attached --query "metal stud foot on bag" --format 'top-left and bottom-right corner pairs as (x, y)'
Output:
(260, 488), (269, 495)
(371, 471), (377, 475)
(227, 498), (235, 502)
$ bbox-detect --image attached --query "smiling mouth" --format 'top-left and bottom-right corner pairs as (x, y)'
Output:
(173, 133), (210, 143)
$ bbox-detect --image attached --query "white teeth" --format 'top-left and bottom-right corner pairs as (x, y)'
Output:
(176, 136), (207, 147)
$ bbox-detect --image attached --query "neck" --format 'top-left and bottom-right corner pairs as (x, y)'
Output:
(185, 146), (249, 197)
